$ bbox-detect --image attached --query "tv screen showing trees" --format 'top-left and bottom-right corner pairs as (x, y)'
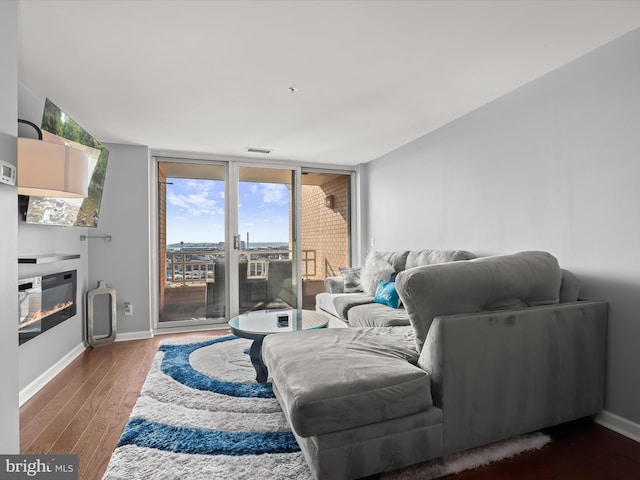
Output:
(24, 98), (109, 227)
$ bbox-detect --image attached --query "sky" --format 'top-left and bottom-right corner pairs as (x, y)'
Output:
(165, 178), (290, 245)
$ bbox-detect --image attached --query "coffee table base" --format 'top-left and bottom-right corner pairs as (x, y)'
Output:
(229, 309), (329, 384)
(249, 337), (268, 383)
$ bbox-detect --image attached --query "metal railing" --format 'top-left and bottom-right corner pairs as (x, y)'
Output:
(166, 252), (220, 286)
(242, 249), (290, 279)
(166, 249), (317, 286)
(302, 250), (316, 278)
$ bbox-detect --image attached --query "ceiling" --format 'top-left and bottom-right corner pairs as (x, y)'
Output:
(17, 1), (640, 167)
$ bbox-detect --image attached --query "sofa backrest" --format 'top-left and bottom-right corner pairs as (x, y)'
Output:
(395, 251), (562, 352)
(560, 268), (580, 302)
(377, 251), (410, 272)
(376, 249), (476, 273)
(405, 249), (476, 269)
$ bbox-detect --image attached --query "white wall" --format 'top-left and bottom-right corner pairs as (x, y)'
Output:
(88, 143), (152, 338)
(0, 0), (20, 453)
(363, 28), (640, 424)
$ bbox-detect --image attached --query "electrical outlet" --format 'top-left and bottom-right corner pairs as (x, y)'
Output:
(123, 302), (133, 316)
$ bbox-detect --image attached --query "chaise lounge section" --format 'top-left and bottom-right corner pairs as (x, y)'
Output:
(262, 251), (608, 479)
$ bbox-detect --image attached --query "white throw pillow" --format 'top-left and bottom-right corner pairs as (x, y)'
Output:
(359, 250), (395, 295)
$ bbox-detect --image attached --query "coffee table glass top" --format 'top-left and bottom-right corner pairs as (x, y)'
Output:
(229, 309), (327, 336)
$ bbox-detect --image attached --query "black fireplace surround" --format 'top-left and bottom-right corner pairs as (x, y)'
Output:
(18, 270), (77, 345)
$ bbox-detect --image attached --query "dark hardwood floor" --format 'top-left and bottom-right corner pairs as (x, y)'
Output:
(20, 331), (640, 479)
(453, 418), (640, 480)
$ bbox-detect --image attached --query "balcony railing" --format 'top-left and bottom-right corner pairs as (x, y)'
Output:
(166, 249), (316, 287)
(166, 252), (220, 286)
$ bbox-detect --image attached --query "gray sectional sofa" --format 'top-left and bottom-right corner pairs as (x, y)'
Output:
(262, 251), (608, 480)
(316, 249), (476, 328)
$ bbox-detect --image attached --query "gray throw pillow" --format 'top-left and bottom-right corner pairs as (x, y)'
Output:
(340, 267), (362, 293)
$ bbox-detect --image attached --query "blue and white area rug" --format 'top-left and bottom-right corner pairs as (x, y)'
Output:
(102, 335), (550, 480)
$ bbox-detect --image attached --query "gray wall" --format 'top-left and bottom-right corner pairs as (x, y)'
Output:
(88, 143), (152, 337)
(0, 0), (20, 453)
(17, 223), (89, 391)
(14, 97), (152, 396)
(17, 84), (90, 392)
(362, 28), (640, 424)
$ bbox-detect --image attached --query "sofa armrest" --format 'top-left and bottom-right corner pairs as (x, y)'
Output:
(419, 300), (607, 455)
(324, 276), (344, 293)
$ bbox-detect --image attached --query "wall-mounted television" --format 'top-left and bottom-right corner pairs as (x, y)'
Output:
(20, 98), (109, 227)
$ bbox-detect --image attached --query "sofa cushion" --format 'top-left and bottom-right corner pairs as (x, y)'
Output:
(348, 302), (411, 327)
(405, 249), (476, 269)
(396, 251), (562, 352)
(262, 328), (430, 438)
(316, 292), (374, 321)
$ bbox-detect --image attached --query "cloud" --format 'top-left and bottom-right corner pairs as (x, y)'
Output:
(186, 179), (217, 194)
(167, 191), (223, 217)
(166, 178), (226, 217)
(262, 184), (288, 204)
(244, 182), (288, 204)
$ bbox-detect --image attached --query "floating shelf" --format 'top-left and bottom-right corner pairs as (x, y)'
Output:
(18, 253), (81, 264)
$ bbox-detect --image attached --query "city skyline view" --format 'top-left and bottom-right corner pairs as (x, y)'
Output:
(165, 177), (290, 245)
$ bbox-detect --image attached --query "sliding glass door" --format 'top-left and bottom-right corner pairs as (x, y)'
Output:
(158, 161), (227, 326)
(234, 166), (298, 314)
(156, 158), (352, 328)
(300, 170), (352, 309)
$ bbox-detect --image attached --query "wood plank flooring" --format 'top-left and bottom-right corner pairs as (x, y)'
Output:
(20, 330), (227, 480)
(20, 331), (640, 479)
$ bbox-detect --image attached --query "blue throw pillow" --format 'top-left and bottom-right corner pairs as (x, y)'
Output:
(374, 280), (401, 309)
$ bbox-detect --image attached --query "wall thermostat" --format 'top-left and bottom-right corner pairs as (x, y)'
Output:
(0, 160), (16, 186)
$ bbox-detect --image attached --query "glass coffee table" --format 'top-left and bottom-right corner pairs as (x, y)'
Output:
(229, 309), (328, 383)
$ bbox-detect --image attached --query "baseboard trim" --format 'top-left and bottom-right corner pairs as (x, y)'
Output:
(115, 330), (153, 342)
(596, 410), (640, 443)
(115, 326), (228, 342)
(19, 342), (87, 407)
(153, 324), (230, 336)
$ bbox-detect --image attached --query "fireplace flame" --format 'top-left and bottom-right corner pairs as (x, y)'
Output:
(19, 301), (74, 330)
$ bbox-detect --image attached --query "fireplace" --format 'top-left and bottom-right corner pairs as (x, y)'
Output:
(18, 270), (77, 345)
